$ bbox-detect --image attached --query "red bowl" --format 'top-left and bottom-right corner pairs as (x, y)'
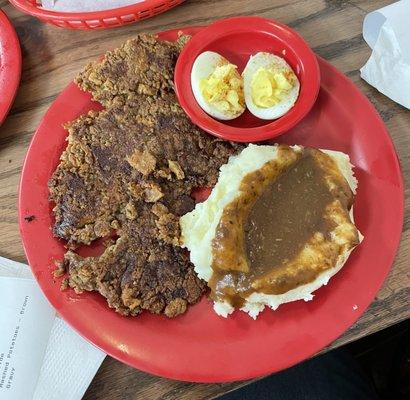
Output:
(174, 17), (320, 142)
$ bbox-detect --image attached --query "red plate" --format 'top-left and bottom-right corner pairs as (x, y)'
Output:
(175, 17), (320, 142)
(19, 27), (404, 382)
(0, 10), (21, 125)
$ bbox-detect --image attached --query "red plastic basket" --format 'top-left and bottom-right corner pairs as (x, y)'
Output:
(8, 0), (185, 29)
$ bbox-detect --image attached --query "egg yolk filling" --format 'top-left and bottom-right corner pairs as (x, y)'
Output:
(199, 63), (245, 116)
(250, 68), (296, 108)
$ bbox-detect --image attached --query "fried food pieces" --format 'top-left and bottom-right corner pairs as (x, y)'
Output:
(49, 34), (241, 317)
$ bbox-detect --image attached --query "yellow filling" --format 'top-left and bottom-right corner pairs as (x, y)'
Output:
(200, 63), (244, 116)
(250, 67), (295, 108)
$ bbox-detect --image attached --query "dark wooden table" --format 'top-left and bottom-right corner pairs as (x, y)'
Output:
(0, 0), (409, 399)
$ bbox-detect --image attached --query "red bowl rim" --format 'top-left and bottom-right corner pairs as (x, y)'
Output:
(174, 16), (320, 142)
(8, 0), (181, 20)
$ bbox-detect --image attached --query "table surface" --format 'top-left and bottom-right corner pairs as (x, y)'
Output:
(0, 0), (409, 399)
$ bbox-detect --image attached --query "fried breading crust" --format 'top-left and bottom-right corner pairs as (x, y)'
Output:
(49, 34), (242, 317)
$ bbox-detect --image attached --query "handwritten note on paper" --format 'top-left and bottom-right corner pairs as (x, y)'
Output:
(0, 277), (55, 400)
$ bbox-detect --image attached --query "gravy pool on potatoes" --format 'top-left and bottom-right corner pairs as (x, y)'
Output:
(210, 147), (357, 308)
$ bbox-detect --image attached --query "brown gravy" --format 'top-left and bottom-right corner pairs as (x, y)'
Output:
(209, 147), (354, 308)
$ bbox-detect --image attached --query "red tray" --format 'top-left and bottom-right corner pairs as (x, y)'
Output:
(0, 10), (21, 125)
(19, 26), (404, 382)
(9, 0), (184, 29)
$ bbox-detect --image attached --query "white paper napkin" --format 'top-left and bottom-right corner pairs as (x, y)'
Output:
(0, 256), (106, 400)
(360, 0), (410, 108)
(41, 0), (144, 12)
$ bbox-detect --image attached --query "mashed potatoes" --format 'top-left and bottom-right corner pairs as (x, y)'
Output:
(180, 144), (362, 318)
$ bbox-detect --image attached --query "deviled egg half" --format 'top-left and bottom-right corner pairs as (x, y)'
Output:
(191, 51), (246, 120)
(243, 52), (300, 120)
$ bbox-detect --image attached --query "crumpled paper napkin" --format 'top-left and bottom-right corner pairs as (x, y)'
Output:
(360, 0), (410, 108)
(0, 256), (105, 400)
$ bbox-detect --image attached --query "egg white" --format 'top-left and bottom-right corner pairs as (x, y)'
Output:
(191, 51), (245, 120)
(243, 52), (300, 120)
